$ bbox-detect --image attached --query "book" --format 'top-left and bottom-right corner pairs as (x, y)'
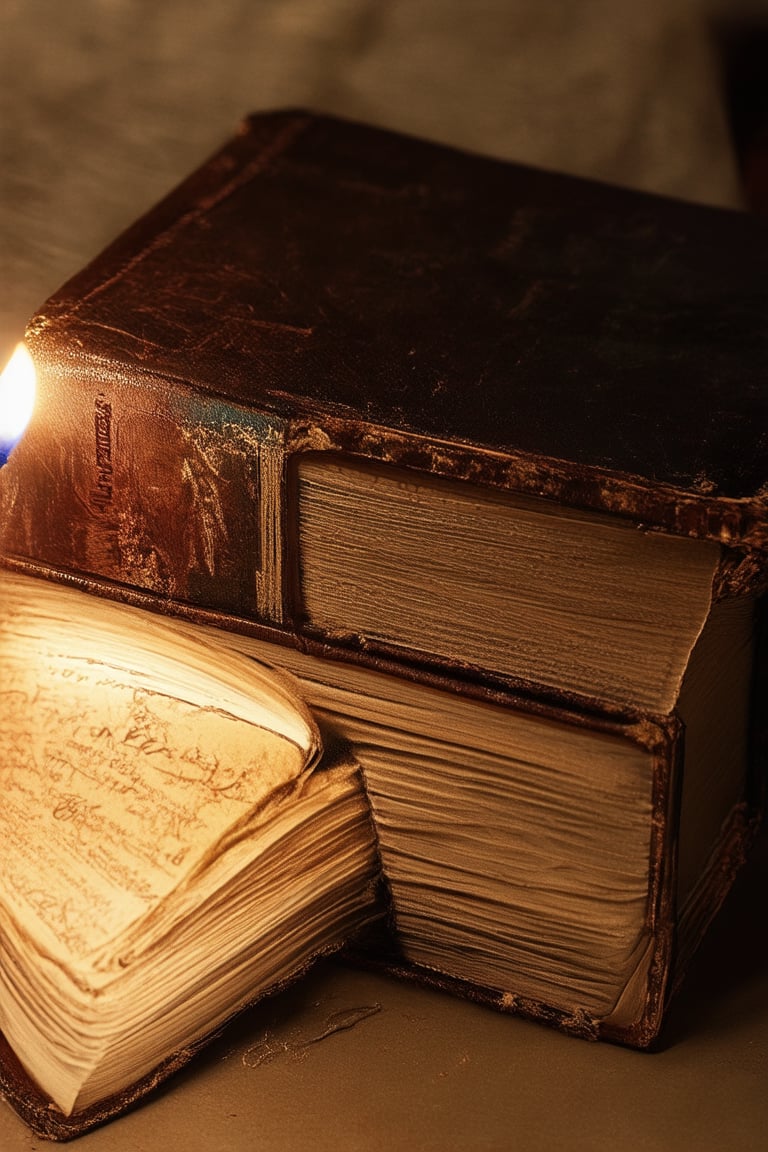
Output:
(180, 589), (759, 1039)
(0, 568), (382, 1138)
(0, 565), (759, 1141)
(0, 564), (755, 1139)
(0, 109), (765, 1105)
(0, 112), (765, 712)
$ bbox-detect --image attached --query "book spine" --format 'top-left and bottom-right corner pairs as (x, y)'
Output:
(0, 355), (288, 626)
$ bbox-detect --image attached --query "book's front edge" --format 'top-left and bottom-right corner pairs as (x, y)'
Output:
(347, 716), (684, 1051)
(590, 716), (682, 1048)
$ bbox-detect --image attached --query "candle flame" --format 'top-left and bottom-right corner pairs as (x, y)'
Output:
(0, 343), (36, 457)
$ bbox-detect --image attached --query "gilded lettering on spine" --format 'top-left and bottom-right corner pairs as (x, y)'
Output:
(90, 395), (114, 513)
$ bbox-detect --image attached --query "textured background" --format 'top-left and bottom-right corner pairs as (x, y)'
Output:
(0, 0), (751, 364)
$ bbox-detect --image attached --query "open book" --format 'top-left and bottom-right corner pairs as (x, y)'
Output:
(0, 569), (382, 1137)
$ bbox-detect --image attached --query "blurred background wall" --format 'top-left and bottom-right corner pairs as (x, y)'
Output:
(1, 0), (764, 362)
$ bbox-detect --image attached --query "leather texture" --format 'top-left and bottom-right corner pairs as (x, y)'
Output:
(25, 110), (767, 546)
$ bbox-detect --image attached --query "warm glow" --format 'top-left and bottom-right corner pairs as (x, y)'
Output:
(0, 343), (36, 450)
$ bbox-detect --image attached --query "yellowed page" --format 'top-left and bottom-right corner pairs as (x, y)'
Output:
(0, 572), (315, 969)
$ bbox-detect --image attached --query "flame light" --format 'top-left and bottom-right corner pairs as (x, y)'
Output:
(0, 343), (36, 466)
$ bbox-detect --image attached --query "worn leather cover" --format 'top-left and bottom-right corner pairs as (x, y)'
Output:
(2, 109), (766, 696)
(14, 108), (768, 544)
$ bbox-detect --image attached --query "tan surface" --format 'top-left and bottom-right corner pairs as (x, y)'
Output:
(1, 3), (766, 1147)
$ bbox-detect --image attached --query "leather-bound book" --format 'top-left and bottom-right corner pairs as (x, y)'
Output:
(0, 111), (765, 1134)
(1, 110), (765, 708)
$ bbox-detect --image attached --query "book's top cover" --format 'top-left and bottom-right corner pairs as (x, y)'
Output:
(27, 109), (768, 546)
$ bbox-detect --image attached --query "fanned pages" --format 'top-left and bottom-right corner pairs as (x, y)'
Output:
(0, 570), (382, 1128)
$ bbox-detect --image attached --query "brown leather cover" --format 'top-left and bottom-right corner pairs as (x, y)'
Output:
(10, 108), (768, 536)
(2, 109), (766, 691)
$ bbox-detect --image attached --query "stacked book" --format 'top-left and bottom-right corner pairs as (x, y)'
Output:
(0, 111), (765, 1139)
